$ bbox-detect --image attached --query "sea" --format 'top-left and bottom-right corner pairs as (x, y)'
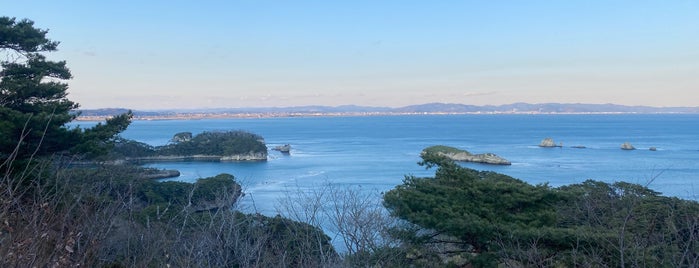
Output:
(72, 114), (699, 214)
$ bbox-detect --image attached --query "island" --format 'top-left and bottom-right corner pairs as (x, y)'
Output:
(422, 145), (511, 165)
(111, 130), (269, 162)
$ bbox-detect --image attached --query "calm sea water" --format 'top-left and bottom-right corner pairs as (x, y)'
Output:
(72, 114), (699, 213)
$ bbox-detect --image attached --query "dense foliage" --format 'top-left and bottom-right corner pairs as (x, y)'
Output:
(159, 130), (266, 156)
(385, 153), (564, 265)
(110, 130), (268, 159)
(125, 172), (336, 267)
(422, 145), (472, 155)
(383, 153), (699, 267)
(138, 173), (242, 213)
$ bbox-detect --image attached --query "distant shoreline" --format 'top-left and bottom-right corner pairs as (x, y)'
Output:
(74, 103), (699, 121)
(74, 111), (697, 121)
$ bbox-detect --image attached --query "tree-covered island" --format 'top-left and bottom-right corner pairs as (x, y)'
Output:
(110, 130), (269, 162)
(422, 145), (512, 165)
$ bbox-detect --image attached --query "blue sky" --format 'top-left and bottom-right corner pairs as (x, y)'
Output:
(2, 1), (697, 109)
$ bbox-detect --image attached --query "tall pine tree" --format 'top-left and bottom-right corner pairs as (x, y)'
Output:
(1, 17), (131, 167)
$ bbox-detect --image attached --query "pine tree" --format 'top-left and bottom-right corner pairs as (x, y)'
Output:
(1, 17), (130, 166)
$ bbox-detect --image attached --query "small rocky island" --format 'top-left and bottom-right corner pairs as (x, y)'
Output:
(621, 142), (636, 150)
(539, 138), (562, 148)
(272, 144), (291, 153)
(422, 145), (511, 165)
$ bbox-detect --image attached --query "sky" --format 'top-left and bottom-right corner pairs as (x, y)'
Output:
(2, 1), (698, 109)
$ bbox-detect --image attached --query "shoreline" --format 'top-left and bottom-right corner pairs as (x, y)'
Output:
(74, 111), (696, 121)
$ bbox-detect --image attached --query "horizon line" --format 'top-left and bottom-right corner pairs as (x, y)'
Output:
(77, 102), (699, 111)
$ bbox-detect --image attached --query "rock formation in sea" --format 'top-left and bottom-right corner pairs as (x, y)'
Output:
(621, 142), (636, 150)
(272, 144), (291, 153)
(539, 138), (561, 147)
(422, 145), (511, 165)
(649, 147), (657, 151)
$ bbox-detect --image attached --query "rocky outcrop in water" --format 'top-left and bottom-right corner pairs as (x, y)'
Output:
(539, 138), (562, 147)
(422, 145), (511, 165)
(272, 144), (291, 153)
(621, 142), (636, 150)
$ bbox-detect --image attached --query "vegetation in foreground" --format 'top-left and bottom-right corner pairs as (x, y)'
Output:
(383, 152), (699, 267)
(2, 16), (698, 267)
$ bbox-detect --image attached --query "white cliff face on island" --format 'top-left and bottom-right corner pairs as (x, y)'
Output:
(422, 145), (511, 165)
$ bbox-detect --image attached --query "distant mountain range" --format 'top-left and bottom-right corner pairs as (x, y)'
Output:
(76, 103), (699, 118)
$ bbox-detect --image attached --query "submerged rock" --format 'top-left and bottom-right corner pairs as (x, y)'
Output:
(621, 142), (636, 150)
(649, 147), (657, 151)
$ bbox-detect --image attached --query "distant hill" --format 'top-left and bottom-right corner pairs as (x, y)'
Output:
(76, 103), (699, 118)
(395, 102), (699, 114)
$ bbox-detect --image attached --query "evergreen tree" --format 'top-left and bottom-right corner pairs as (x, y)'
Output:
(0, 17), (130, 166)
(384, 152), (566, 266)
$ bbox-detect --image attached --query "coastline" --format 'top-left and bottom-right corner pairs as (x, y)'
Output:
(74, 111), (692, 121)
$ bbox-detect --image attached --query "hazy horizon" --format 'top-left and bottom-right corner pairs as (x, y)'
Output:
(3, 1), (698, 110)
(77, 102), (699, 113)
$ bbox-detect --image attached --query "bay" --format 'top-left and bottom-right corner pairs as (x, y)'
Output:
(72, 114), (699, 214)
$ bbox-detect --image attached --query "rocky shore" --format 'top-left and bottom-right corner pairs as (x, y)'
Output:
(272, 144), (291, 153)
